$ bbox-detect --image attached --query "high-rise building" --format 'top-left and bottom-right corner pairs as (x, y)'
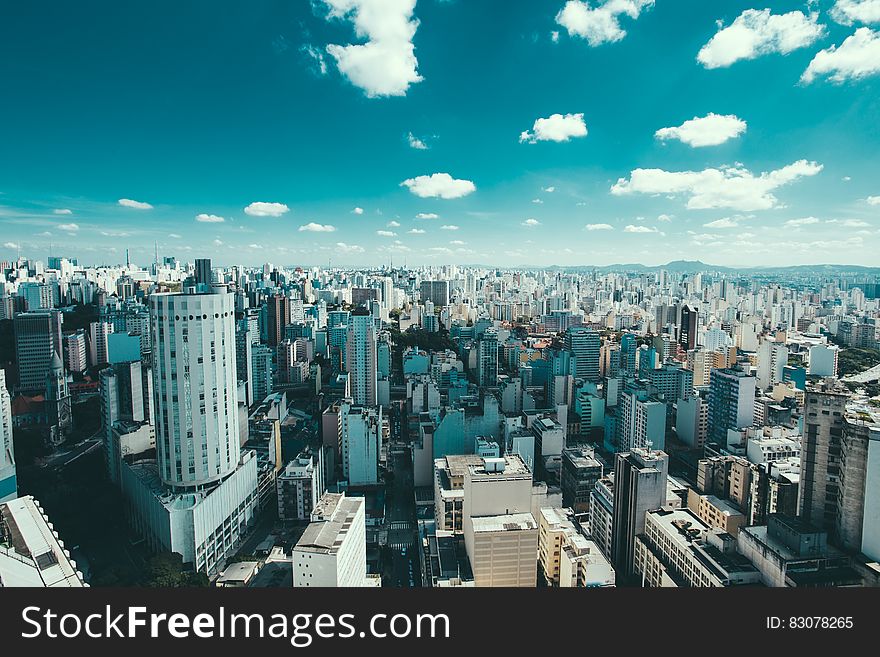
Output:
(756, 339), (788, 390)
(420, 279), (449, 307)
(44, 351), (72, 445)
(14, 310), (63, 392)
(339, 401), (381, 487)
(566, 326), (600, 381)
(345, 308), (377, 406)
(679, 304), (698, 352)
(0, 370), (15, 503)
(120, 286), (258, 575)
(88, 321), (114, 368)
(707, 367), (756, 445)
(63, 329), (88, 374)
(266, 294), (290, 347)
(277, 447), (324, 522)
(611, 448), (668, 581)
(194, 258), (212, 287)
(100, 360), (154, 485)
(808, 344), (840, 377)
(560, 447), (603, 513)
(476, 327), (499, 387)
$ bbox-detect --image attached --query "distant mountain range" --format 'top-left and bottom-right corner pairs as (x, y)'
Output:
(465, 260), (880, 275)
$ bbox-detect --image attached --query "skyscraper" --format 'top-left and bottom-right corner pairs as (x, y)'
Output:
(611, 448), (668, 581)
(476, 327), (499, 387)
(0, 370), (16, 503)
(345, 308), (377, 406)
(679, 304), (698, 352)
(150, 288), (240, 488)
(266, 293), (290, 347)
(100, 360), (153, 485)
(14, 310), (63, 392)
(565, 326), (600, 381)
(707, 367), (756, 445)
(194, 258), (212, 288)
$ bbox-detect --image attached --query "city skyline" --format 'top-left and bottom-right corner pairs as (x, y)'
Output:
(1, 0), (880, 268)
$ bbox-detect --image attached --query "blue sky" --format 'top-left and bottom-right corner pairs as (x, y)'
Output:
(0, 0), (879, 268)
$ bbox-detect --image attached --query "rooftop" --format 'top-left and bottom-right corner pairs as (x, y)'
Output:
(471, 512), (537, 534)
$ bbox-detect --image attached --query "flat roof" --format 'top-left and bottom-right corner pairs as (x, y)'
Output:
(471, 512), (537, 533)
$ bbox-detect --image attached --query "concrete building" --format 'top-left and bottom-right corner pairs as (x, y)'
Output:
(345, 308), (378, 407)
(121, 286), (259, 575)
(88, 320), (114, 368)
(339, 401), (381, 488)
(634, 508), (760, 587)
(611, 448), (669, 581)
(293, 493), (375, 587)
(589, 475), (614, 559)
(14, 309), (63, 392)
(278, 447), (324, 522)
(565, 326), (600, 381)
(538, 506), (614, 587)
(63, 329), (88, 374)
(0, 371), (16, 503)
(560, 446), (602, 514)
(100, 360), (153, 485)
(686, 489), (747, 536)
(707, 367), (756, 445)
(0, 495), (86, 587)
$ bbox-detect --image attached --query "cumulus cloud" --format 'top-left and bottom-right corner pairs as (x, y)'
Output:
(520, 112), (587, 143)
(408, 228), (426, 234)
(440, 224), (459, 230)
(697, 9), (825, 69)
(245, 201), (289, 217)
(319, 0), (423, 97)
(352, 207), (364, 214)
(53, 208), (72, 215)
(387, 220), (401, 227)
(585, 223), (614, 230)
(655, 113), (747, 147)
(801, 27), (880, 84)
(416, 212), (439, 219)
(118, 198), (153, 210)
(376, 230), (397, 237)
(196, 213), (225, 223)
(58, 223), (79, 232)
(624, 224), (658, 233)
(407, 132), (428, 149)
(336, 242), (365, 254)
(401, 173), (476, 199)
(657, 213), (673, 222)
(555, 0), (655, 46)
(610, 159), (823, 211)
(831, 1), (880, 25)
(542, 186), (557, 192)
(299, 222), (337, 232)
(522, 218), (542, 226)
(867, 195), (880, 204)
(3, 242), (19, 249)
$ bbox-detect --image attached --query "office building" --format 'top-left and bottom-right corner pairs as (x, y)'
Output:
(0, 371), (15, 503)
(345, 308), (377, 406)
(565, 326), (600, 381)
(679, 304), (698, 351)
(560, 447), (602, 514)
(339, 401), (381, 487)
(14, 310), (63, 392)
(278, 447), (324, 522)
(538, 506), (615, 587)
(707, 367), (756, 445)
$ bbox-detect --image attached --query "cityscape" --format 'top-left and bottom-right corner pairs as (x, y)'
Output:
(1, 0), (880, 594)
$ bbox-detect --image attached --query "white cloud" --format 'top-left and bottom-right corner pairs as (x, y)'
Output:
(801, 27), (880, 84)
(655, 113), (747, 147)
(867, 195), (880, 205)
(551, 30), (560, 43)
(3, 242), (19, 249)
(320, 0), (422, 98)
(407, 132), (428, 149)
(555, 0), (655, 47)
(585, 223), (614, 230)
(520, 112), (587, 143)
(299, 222), (337, 232)
(169, 233), (182, 239)
(440, 224), (459, 230)
(610, 159), (823, 211)
(53, 208), (72, 215)
(248, 243), (262, 249)
(245, 201), (289, 217)
(377, 230), (397, 237)
(213, 239), (224, 247)
(784, 216), (821, 226)
(58, 223), (79, 232)
(118, 198), (153, 210)
(697, 9), (825, 69)
(542, 186), (557, 193)
(408, 228), (426, 234)
(196, 213), (225, 223)
(352, 206), (364, 214)
(624, 224), (658, 233)
(522, 218), (541, 226)
(336, 242), (365, 254)
(401, 173), (476, 199)
(704, 217), (740, 228)
(657, 213), (673, 222)
(828, 218), (871, 226)
(449, 240), (466, 245)
(532, 198), (544, 204)
(416, 212), (439, 219)
(831, 1), (880, 25)
(387, 220), (401, 227)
